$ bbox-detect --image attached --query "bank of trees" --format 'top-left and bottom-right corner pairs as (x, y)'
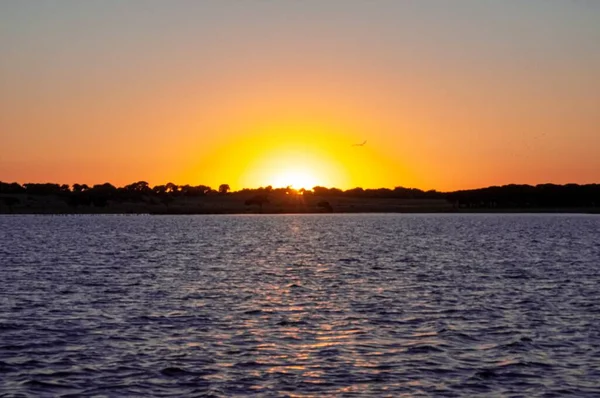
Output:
(1, 181), (599, 210)
(0, 181), (222, 208)
(446, 184), (600, 209)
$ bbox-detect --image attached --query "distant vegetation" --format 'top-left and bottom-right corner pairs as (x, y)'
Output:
(1, 181), (599, 214)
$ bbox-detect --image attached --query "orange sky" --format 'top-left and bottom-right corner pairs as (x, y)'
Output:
(1, 2), (599, 191)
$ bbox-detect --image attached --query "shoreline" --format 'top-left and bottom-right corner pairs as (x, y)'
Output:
(1, 208), (598, 215)
(2, 187), (599, 215)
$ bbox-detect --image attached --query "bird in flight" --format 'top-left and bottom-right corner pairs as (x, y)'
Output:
(352, 140), (367, 147)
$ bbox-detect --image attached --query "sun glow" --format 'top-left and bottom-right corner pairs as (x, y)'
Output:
(240, 150), (340, 190)
(269, 169), (319, 190)
(185, 115), (408, 191)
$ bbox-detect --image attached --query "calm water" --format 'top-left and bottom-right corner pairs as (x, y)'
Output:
(1, 214), (599, 397)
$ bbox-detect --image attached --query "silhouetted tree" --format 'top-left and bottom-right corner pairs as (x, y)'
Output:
(180, 185), (211, 196)
(312, 186), (329, 196)
(22, 183), (62, 195)
(88, 183), (118, 205)
(219, 184), (230, 194)
(0, 182), (25, 194)
(196, 185), (212, 195)
(165, 182), (179, 194)
(92, 183), (117, 193)
(153, 185), (167, 195)
(125, 181), (151, 193)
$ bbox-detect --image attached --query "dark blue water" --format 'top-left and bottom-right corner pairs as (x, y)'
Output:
(1, 214), (599, 396)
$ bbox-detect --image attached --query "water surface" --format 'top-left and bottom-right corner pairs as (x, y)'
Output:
(1, 214), (599, 396)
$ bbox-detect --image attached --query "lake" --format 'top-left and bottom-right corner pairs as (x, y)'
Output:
(1, 214), (599, 396)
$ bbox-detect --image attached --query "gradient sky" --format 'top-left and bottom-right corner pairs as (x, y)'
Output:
(1, 1), (599, 190)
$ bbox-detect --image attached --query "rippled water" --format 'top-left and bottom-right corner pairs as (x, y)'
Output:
(1, 214), (600, 396)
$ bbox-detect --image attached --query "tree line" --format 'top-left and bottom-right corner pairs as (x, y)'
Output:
(447, 183), (600, 209)
(1, 181), (599, 209)
(0, 181), (230, 209)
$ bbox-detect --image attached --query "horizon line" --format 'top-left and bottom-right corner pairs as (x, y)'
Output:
(2, 180), (599, 195)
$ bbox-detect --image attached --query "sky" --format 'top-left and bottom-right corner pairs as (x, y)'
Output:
(1, 1), (599, 191)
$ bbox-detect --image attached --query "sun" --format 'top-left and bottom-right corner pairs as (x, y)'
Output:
(233, 127), (353, 190)
(269, 168), (319, 190)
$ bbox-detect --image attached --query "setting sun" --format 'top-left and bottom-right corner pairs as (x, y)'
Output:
(268, 169), (319, 190)
(237, 146), (347, 191)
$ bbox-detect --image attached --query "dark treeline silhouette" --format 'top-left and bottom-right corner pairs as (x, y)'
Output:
(311, 186), (443, 199)
(1, 180), (599, 213)
(447, 183), (600, 209)
(0, 181), (218, 209)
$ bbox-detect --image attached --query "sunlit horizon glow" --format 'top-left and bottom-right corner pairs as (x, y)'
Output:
(268, 170), (319, 190)
(1, 1), (599, 190)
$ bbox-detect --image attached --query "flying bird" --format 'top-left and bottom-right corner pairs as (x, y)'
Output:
(352, 140), (367, 147)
